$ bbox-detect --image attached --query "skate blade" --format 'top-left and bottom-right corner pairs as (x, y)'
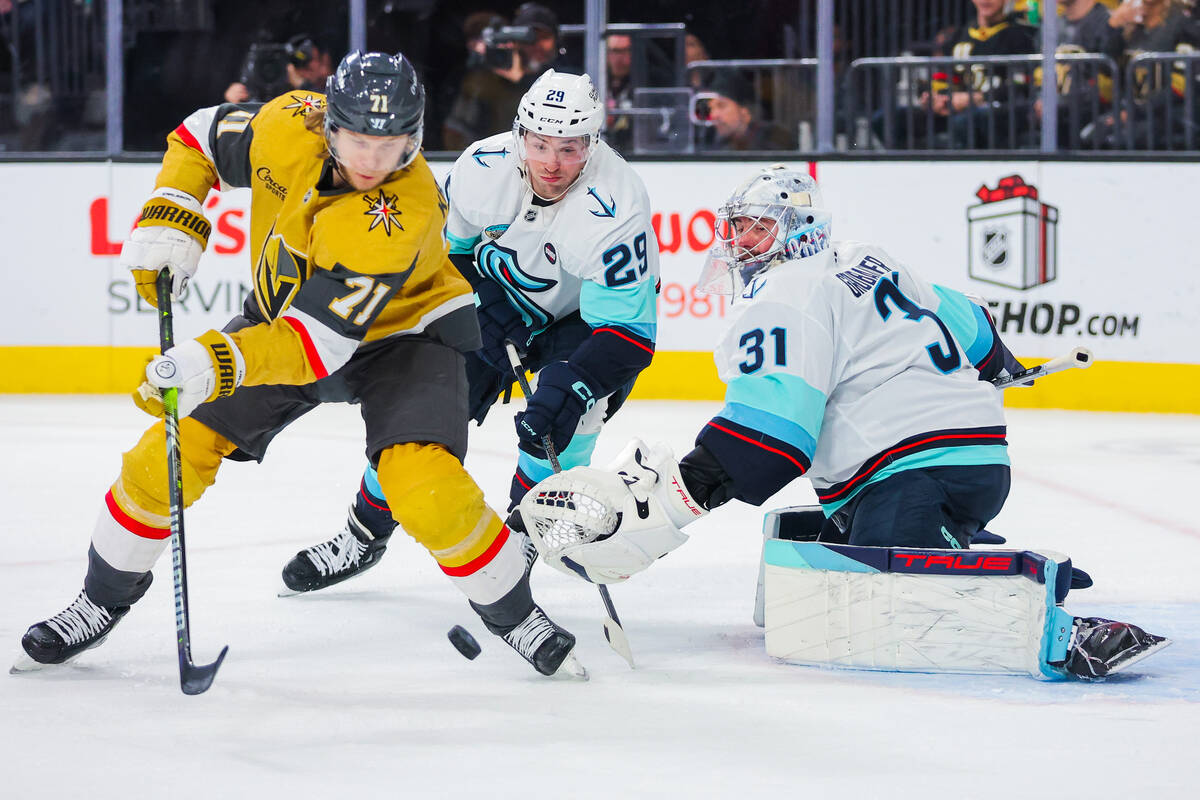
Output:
(553, 651), (589, 681)
(10, 652), (49, 674)
(1104, 636), (1173, 677)
(277, 586), (306, 598)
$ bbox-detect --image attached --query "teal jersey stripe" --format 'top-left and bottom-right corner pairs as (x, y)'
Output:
(819, 444), (1010, 515)
(719, 401), (818, 460)
(517, 432), (600, 481)
(725, 373), (826, 443)
(447, 231), (481, 256)
(580, 280), (658, 342)
(933, 285), (993, 366)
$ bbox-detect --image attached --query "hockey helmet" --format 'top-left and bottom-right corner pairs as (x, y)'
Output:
(699, 164), (832, 295)
(324, 51), (425, 171)
(512, 71), (603, 197)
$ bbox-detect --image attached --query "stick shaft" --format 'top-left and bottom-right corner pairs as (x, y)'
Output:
(504, 342), (631, 659)
(991, 347), (1092, 389)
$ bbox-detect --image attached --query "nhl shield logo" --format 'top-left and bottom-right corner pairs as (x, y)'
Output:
(982, 228), (1008, 268)
(967, 175), (1058, 290)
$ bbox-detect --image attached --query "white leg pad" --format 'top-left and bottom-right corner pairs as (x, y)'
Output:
(763, 541), (1074, 680)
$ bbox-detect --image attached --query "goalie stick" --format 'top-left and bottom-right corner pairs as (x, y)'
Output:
(157, 270), (228, 695)
(991, 347), (1093, 389)
(505, 342), (636, 669)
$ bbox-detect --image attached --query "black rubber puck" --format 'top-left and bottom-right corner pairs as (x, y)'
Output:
(447, 625), (481, 660)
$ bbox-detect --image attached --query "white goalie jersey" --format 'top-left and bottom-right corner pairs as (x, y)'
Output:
(443, 132), (658, 338)
(699, 240), (1009, 514)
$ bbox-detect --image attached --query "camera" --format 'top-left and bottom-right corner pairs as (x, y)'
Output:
(240, 42), (293, 101)
(480, 23), (536, 70)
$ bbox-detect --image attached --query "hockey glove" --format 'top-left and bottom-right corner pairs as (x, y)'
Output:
(134, 330), (245, 419)
(120, 187), (211, 308)
(475, 278), (533, 370)
(514, 361), (595, 456)
(517, 443), (701, 584)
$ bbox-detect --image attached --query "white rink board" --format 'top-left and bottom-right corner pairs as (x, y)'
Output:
(0, 159), (1194, 362)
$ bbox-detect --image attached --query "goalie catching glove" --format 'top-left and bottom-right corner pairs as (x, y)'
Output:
(120, 187), (211, 307)
(133, 330), (245, 419)
(518, 438), (707, 584)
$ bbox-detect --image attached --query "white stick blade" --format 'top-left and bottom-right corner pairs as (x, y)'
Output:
(603, 620), (636, 669)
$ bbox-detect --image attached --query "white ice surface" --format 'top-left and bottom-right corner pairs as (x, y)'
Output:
(1, 396), (1197, 798)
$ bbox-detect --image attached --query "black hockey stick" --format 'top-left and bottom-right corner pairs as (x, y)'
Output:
(991, 346), (1093, 389)
(505, 342), (635, 668)
(156, 270), (228, 695)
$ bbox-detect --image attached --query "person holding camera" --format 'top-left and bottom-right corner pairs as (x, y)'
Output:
(442, 11), (528, 151)
(442, 3), (577, 151)
(224, 33), (334, 104)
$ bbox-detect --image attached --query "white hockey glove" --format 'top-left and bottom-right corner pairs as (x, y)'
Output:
(133, 330), (245, 420)
(120, 187), (211, 307)
(519, 439), (707, 584)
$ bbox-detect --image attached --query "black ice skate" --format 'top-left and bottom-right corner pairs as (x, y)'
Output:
(1062, 616), (1172, 680)
(281, 506), (393, 595)
(502, 605), (587, 679)
(13, 589), (130, 671)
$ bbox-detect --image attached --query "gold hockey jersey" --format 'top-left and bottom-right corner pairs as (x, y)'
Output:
(153, 91), (477, 386)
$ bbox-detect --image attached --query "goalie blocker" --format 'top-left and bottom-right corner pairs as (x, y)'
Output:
(755, 507), (1171, 681)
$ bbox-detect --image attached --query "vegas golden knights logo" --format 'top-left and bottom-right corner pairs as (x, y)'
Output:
(255, 224), (308, 319)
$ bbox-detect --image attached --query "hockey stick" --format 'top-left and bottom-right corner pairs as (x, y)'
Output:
(991, 346), (1094, 389)
(156, 270), (229, 695)
(505, 342), (636, 669)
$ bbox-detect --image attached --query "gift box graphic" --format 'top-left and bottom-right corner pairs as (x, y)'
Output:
(967, 175), (1058, 290)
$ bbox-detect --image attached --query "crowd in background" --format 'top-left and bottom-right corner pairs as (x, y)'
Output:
(1, 0), (1198, 154)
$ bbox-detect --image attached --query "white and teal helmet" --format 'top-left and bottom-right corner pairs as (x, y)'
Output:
(699, 164), (832, 295)
(512, 69), (604, 160)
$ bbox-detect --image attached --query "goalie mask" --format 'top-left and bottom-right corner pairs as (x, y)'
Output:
(698, 164), (832, 296)
(512, 70), (603, 201)
(324, 51), (425, 177)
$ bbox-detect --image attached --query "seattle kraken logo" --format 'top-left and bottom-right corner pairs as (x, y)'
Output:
(471, 146), (510, 167)
(587, 187), (615, 218)
(476, 242), (557, 331)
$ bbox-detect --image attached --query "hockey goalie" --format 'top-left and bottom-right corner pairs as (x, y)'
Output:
(517, 165), (1170, 681)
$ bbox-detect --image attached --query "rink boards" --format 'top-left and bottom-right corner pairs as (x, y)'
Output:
(0, 158), (1195, 413)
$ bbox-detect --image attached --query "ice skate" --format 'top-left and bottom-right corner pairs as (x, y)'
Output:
(280, 506), (392, 595)
(12, 589), (130, 673)
(1062, 617), (1172, 680)
(502, 605), (587, 680)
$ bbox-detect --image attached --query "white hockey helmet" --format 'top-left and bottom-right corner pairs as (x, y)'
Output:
(512, 71), (603, 194)
(698, 164), (832, 295)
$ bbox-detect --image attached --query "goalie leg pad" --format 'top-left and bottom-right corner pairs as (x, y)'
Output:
(762, 540), (1081, 680)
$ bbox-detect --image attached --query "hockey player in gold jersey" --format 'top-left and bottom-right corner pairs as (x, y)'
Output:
(16, 51), (583, 679)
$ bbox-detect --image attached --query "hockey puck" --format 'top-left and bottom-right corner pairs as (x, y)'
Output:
(447, 625), (481, 660)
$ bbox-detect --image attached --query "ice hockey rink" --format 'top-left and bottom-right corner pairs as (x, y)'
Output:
(1, 395), (1197, 798)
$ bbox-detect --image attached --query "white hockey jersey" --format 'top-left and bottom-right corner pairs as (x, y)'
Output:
(443, 132), (658, 343)
(699, 240), (1009, 514)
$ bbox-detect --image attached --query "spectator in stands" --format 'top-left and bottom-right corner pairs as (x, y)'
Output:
(685, 32), (711, 89)
(1025, 0), (1126, 148)
(511, 2), (579, 78)
(1084, 0), (1200, 147)
(605, 33), (635, 154)
(442, 12), (527, 152)
(224, 34), (335, 103)
(870, 0), (1038, 149)
(700, 69), (796, 152)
